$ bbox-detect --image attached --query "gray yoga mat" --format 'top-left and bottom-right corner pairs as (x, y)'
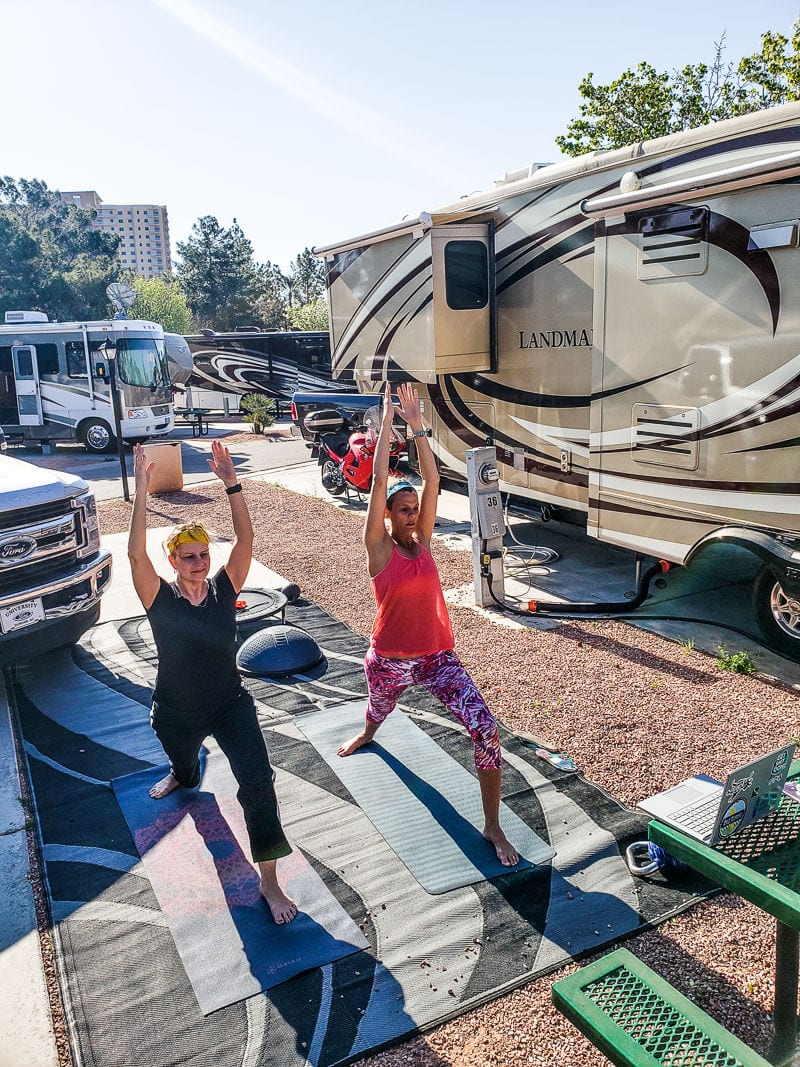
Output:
(112, 748), (368, 1013)
(298, 700), (555, 893)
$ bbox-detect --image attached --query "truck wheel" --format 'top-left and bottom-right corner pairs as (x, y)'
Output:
(752, 564), (800, 660)
(81, 419), (115, 454)
(321, 459), (346, 495)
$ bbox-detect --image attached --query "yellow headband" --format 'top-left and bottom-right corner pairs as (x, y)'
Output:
(166, 525), (210, 556)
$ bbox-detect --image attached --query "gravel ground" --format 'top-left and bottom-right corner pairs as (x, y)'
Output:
(94, 477), (800, 1067)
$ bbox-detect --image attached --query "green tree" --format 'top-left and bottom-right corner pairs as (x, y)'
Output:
(738, 24), (800, 107)
(0, 177), (120, 320)
(287, 296), (329, 331)
(126, 275), (193, 333)
(253, 260), (290, 329)
(176, 216), (261, 330)
(556, 23), (800, 156)
(288, 247), (325, 306)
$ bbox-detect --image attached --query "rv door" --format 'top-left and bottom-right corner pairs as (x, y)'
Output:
(430, 224), (495, 374)
(12, 346), (43, 426)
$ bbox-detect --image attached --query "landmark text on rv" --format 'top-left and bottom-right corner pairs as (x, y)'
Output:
(315, 101), (800, 660)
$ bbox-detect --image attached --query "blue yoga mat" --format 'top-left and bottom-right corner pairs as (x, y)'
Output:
(298, 700), (555, 893)
(112, 749), (368, 1013)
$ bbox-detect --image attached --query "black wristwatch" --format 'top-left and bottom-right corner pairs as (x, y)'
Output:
(225, 483), (242, 495)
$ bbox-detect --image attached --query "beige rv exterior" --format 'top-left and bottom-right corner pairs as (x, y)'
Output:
(316, 102), (800, 656)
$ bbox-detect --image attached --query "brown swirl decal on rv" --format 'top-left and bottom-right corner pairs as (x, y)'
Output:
(605, 207), (781, 336)
(429, 379), (589, 488)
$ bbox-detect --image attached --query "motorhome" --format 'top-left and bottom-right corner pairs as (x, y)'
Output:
(315, 101), (800, 658)
(0, 312), (174, 452)
(184, 328), (354, 410)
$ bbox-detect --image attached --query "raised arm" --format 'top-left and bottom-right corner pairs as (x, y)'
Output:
(128, 445), (161, 610)
(209, 439), (253, 594)
(396, 382), (438, 546)
(363, 382), (397, 572)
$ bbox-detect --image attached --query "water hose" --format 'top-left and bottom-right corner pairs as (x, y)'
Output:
(482, 555), (671, 618)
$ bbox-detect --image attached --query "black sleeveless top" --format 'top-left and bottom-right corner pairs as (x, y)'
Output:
(147, 566), (241, 713)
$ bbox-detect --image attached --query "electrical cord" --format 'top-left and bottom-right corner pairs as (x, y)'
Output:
(501, 494), (560, 570)
(480, 507), (772, 647)
(480, 548), (670, 618)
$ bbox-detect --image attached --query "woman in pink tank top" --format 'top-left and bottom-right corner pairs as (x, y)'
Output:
(336, 382), (519, 867)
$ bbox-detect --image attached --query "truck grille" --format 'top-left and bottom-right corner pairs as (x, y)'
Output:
(0, 553), (82, 595)
(0, 487), (96, 600)
(0, 498), (75, 531)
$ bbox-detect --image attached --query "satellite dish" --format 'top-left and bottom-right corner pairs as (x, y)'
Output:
(106, 281), (137, 319)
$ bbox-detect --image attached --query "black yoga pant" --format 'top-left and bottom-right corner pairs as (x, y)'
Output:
(150, 688), (291, 863)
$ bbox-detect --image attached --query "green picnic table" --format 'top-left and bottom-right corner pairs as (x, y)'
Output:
(649, 765), (800, 1065)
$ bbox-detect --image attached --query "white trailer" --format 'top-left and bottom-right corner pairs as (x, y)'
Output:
(316, 102), (800, 657)
(0, 312), (174, 452)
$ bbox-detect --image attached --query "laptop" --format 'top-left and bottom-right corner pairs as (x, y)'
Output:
(638, 744), (796, 845)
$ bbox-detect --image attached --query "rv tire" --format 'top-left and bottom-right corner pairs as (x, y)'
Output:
(752, 564), (800, 661)
(80, 419), (115, 454)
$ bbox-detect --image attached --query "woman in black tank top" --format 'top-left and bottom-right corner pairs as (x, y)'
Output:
(127, 440), (296, 924)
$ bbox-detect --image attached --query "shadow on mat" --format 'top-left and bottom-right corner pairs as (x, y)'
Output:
(363, 742), (520, 877)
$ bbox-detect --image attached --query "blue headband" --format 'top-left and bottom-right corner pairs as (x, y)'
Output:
(386, 480), (416, 502)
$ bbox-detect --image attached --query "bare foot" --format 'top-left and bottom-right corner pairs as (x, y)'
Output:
(483, 825), (520, 867)
(337, 730), (374, 757)
(259, 877), (298, 924)
(149, 772), (180, 799)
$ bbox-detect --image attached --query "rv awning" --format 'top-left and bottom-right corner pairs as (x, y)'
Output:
(582, 147), (800, 218)
(314, 101), (800, 253)
(313, 203), (499, 258)
(313, 214), (435, 258)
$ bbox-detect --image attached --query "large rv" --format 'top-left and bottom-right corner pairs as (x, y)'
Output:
(0, 312), (174, 452)
(184, 328), (354, 405)
(316, 101), (800, 658)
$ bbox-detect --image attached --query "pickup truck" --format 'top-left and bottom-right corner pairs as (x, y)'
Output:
(0, 450), (112, 665)
(290, 391), (389, 445)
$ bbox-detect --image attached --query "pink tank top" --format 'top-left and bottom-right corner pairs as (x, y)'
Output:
(370, 543), (454, 658)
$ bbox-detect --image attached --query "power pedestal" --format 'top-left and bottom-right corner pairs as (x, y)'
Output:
(466, 446), (505, 609)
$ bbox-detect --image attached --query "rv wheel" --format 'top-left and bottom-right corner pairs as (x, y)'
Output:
(752, 564), (800, 661)
(81, 419), (115, 454)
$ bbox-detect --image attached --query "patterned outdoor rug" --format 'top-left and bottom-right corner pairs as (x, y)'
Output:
(10, 598), (712, 1067)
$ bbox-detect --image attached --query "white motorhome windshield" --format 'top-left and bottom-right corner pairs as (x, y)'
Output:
(116, 337), (171, 389)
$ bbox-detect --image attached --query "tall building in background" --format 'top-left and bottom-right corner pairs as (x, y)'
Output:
(60, 190), (172, 279)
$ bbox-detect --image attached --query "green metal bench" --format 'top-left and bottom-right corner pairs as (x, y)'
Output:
(551, 947), (771, 1067)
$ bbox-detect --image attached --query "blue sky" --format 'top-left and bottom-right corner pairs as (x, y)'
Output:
(5, 1), (799, 271)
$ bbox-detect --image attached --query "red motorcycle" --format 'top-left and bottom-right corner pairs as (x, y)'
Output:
(303, 404), (406, 496)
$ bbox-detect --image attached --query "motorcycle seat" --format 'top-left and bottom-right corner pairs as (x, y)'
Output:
(320, 431), (350, 454)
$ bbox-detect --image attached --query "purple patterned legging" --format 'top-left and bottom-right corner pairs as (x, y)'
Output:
(364, 647), (502, 770)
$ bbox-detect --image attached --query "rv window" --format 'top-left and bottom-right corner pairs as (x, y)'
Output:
(15, 350), (34, 377)
(0, 347), (11, 373)
(35, 343), (59, 376)
(117, 337), (171, 388)
(444, 240), (489, 310)
(66, 341), (89, 378)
